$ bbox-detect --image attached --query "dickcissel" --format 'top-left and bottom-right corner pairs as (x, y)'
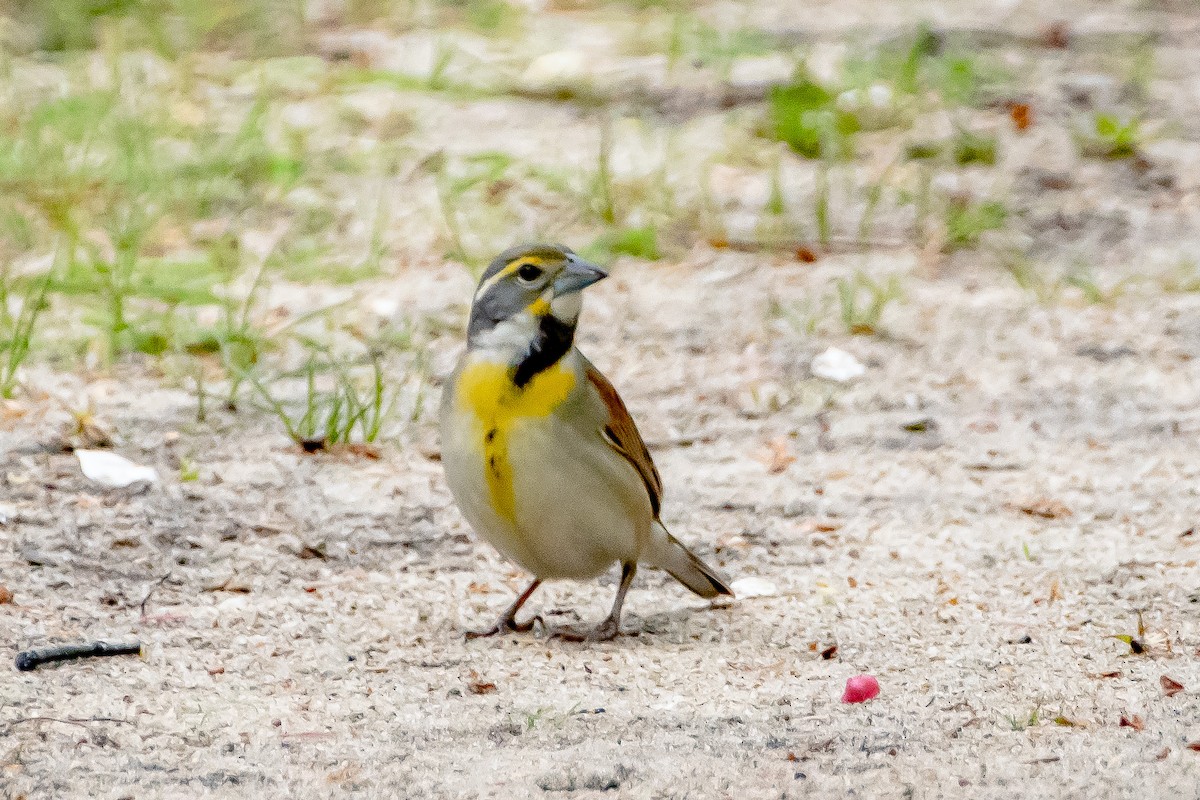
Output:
(440, 243), (733, 641)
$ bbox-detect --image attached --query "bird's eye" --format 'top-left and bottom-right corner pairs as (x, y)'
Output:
(516, 263), (543, 283)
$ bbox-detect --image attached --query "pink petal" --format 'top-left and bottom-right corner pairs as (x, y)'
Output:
(841, 674), (880, 703)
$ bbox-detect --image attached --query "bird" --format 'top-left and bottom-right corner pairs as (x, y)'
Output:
(440, 243), (733, 641)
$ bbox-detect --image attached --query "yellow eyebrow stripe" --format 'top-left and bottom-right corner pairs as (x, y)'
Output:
(474, 256), (546, 300)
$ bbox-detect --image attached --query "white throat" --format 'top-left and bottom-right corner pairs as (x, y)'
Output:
(550, 291), (582, 321)
(470, 310), (540, 364)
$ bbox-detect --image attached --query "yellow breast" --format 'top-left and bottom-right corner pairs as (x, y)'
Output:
(455, 359), (576, 523)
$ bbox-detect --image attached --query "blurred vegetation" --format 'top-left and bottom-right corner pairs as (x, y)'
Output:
(7, 0), (312, 54)
(1076, 112), (1143, 159)
(0, 264), (51, 397)
(765, 27), (1007, 161)
(767, 77), (860, 161)
(0, 1), (1183, 440)
(4, 0), (535, 55)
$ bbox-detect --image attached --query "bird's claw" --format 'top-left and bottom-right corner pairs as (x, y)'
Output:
(465, 614), (542, 640)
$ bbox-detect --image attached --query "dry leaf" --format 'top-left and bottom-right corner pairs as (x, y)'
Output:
(794, 246), (818, 263)
(327, 763), (362, 784)
(297, 544), (327, 560)
(1041, 21), (1070, 48)
(468, 680), (497, 695)
(68, 411), (114, 449)
(0, 399), (30, 421)
(1186, 742), (1200, 752)
(204, 577), (252, 594)
(1149, 625), (1180, 654)
(1017, 498), (1072, 519)
(0, 586), (12, 604)
(341, 443), (382, 460)
(1048, 579), (1063, 603)
(1119, 714), (1144, 732)
(758, 437), (796, 475)
(1160, 675), (1184, 697)
(1009, 102), (1032, 131)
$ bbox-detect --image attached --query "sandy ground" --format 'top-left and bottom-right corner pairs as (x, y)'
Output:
(4, 1), (1200, 798)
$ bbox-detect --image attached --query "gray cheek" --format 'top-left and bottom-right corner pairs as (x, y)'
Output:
(469, 283), (531, 336)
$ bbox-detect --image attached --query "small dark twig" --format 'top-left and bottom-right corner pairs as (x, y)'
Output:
(139, 572), (173, 617)
(4, 716), (92, 730)
(15, 641), (142, 672)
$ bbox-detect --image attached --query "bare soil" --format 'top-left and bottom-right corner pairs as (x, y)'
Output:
(3, 1), (1200, 798)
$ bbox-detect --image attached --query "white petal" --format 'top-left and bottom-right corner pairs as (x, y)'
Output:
(521, 51), (589, 91)
(811, 347), (866, 382)
(76, 450), (159, 488)
(867, 83), (893, 108)
(730, 576), (778, 598)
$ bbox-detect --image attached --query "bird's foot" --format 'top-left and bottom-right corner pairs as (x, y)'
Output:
(465, 614), (541, 640)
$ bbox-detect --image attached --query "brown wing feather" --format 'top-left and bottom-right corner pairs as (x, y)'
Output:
(585, 364), (663, 517)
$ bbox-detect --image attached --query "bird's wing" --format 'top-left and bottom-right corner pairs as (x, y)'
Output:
(583, 360), (664, 517)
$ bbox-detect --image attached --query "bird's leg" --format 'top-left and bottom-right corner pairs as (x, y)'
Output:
(590, 561), (636, 640)
(466, 578), (542, 639)
(551, 562), (636, 642)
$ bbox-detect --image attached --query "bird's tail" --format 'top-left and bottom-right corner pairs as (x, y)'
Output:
(644, 521), (734, 599)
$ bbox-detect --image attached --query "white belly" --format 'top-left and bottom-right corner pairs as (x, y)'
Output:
(442, 405), (652, 580)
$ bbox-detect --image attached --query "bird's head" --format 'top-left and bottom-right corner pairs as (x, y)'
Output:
(466, 244), (607, 352)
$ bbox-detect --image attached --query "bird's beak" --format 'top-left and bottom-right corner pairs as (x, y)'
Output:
(553, 254), (608, 296)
